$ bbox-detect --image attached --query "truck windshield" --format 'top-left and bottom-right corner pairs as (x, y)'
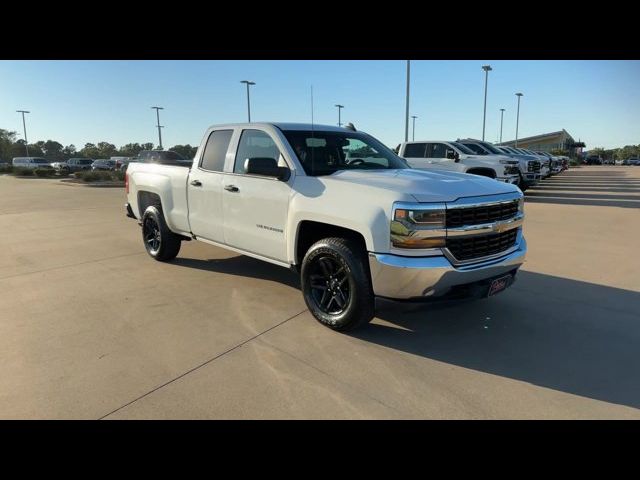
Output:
(478, 142), (504, 155)
(450, 142), (476, 155)
(283, 130), (407, 176)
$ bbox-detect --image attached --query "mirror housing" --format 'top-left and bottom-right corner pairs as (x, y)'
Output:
(446, 149), (456, 160)
(244, 157), (290, 181)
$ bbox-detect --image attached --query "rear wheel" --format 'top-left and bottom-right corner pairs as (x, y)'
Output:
(141, 206), (181, 261)
(301, 237), (375, 331)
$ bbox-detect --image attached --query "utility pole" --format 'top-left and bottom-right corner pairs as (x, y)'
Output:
(411, 115), (418, 141)
(151, 106), (164, 149)
(404, 60), (410, 142)
(515, 93), (523, 147)
(499, 108), (505, 143)
(16, 110), (30, 156)
(481, 65), (492, 141)
(240, 80), (256, 122)
(335, 104), (344, 127)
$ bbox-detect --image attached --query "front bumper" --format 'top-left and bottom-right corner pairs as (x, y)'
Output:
(368, 234), (527, 300)
(497, 175), (520, 184)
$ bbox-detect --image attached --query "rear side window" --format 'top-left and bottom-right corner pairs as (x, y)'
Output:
(200, 130), (233, 171)
(234, 130), (280, 174)
(428, 143), (448, 159)
(403, 143), (427, 158)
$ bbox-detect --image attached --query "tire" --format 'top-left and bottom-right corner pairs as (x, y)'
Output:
(518, 173), (529, 192)
(141, 205), (181, 261)
(301, 237), (375, 331)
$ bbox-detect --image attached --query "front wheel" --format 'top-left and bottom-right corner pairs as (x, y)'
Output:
(141, 206), (181, 261)
(301, 237), (375, 331)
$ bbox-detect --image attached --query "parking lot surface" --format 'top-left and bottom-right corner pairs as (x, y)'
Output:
(1, 166), (639, 419)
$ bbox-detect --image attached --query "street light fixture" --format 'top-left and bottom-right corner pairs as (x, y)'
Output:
(499, 108), (505, 143)
(16, 110), (30, 156)
(481, 65), (492, 141)
(515, 93), (524, 147)
(240, 80), (256, 122)
(411, 115), (418, 141)
(335, 104), (344, 127)
(151, 107), (164, 150)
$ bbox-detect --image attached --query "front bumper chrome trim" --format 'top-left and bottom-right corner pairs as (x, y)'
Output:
(368, 236), (527, 299)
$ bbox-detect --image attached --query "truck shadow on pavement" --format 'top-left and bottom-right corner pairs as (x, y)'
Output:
(355, 271), (640, 411)
(172, 254), (640, 410)
(525, 169), (640, 208)
(172, 256), (301, 289)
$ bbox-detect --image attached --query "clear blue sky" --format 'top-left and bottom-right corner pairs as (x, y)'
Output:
(1, 60), (638, 150)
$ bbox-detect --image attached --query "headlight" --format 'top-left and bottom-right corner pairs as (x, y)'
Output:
(518, 197), (524, 213)
(391, 204), (446, 249)
(504, 165), (520, 175)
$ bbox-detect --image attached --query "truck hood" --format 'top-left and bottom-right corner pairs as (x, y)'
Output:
(322, 169), (521, 203)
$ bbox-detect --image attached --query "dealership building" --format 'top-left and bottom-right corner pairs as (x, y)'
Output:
(499, 129), (584, 156)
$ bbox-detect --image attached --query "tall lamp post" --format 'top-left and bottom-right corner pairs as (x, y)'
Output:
(404, 60), (411, 142)
(16, 110), (30, 156)
(515, 93), (523, 147)
(411, 115), (418, 141)
(499, 108), (505, 143)
(240, 80), (256, 122)
(481, 65), (492, 141)
(151, 106), (164, 149)
(335, 104), (344, 127)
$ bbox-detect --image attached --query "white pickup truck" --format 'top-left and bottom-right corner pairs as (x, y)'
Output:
(125, 122), (527, 331)
(396, 140), (520, 184)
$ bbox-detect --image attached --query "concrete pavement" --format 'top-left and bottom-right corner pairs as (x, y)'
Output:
(0, 166), (638, 419)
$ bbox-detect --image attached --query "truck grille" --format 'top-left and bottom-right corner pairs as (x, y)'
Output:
(528, 161), (541, 173)
(446, 229), (518, 262)
(446, 201), (519, 228)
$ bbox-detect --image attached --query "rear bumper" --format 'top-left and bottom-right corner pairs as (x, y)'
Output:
(368, 235), (527, 300)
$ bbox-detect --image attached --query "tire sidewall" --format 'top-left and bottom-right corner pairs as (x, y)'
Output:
(142, 206), (163, 259)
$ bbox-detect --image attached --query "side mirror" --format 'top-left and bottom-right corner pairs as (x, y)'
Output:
(446, 149), (459, 161)
(244, 157), (290, 181)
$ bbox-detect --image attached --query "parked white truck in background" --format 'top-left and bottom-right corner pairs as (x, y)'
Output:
(125, 123), (527, 331)
(396, 140), (520, 184)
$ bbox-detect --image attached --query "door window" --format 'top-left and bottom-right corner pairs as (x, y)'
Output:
(200, 130), (233, 172)
(234, 130), (280, 174)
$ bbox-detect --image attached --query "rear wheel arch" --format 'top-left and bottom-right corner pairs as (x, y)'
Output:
(466, 167), (497, 179)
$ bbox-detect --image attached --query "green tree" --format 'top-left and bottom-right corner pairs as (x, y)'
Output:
(62, 144), (77, 159)
(42, 140), (64, 160)
(80, 143), (100, 158)
(141, 142), (154, 151)
(96, 142), (117, 158)
(170, 144), (197, 159)
(0, 129), (18, 162)
(119, 143), (144, 157)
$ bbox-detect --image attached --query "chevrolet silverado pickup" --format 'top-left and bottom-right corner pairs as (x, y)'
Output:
(396, 140), (520, 184)
(125, 123), (527, 331)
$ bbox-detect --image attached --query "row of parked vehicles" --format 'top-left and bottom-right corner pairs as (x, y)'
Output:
(395, 139), (569, 192)
(10, 150), (191, 173)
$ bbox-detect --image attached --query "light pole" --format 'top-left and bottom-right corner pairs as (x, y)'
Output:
(499, 108), (505, 143)
(335, 104), (344, 127)
(515, 93), (523, 147)
(481, 65), (492, 141)
(16, 110), (30, 156)
(404, 60), (410, 142)
(411, 115), (418, 141)
(240, 80), (256, 122)
(151, 106), (164, 149)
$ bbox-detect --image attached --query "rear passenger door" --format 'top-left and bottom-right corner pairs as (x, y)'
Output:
(187, 129), (234, 244)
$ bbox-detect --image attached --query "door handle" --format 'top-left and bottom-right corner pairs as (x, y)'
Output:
(190, 180), (202, 187)
(224, 185), (239, 192)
